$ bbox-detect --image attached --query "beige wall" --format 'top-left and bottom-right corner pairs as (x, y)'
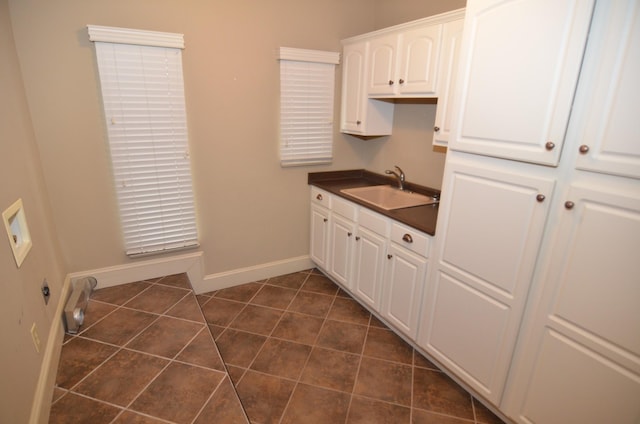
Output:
(373, 0), (466, 28)
(7, 0), (461, 278)
(0, 1), (66, 422)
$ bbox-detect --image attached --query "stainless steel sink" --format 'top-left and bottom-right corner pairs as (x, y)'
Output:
(340, 185), (437, 210)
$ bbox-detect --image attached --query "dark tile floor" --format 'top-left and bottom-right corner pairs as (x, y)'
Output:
(50, 269), (505, 424)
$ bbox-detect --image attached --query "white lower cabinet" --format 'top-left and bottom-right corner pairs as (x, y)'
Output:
(381, 223), (430, 339)
(418, 155), (555, 404)
(501, 180), (640, 424)
(309, 203), (330, 270)
(310, 187), (433, 340)
(327, 198), (357, 289)
(352, 209), (389, 311)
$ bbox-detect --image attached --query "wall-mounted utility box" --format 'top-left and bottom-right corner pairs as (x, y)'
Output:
(3, 198), (33, 267)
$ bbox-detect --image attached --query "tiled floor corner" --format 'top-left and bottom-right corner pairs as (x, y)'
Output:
(50, 274), (249, 424)
(51, 270), (506, 424)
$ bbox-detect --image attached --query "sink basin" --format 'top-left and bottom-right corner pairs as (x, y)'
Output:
(340, 185), (437, 210)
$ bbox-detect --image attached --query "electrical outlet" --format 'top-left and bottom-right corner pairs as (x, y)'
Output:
(42, 279), (50, 305)
(30, 323), (41, 353)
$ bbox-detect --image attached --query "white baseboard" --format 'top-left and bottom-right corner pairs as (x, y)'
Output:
(29, 276), (72, 424)
(67, 251), (313, 294)
(192, 255), (314, 294)
(68, 251), (205, 290)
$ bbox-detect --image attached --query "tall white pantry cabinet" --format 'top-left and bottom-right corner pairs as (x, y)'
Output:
(419, 0), (640, 423)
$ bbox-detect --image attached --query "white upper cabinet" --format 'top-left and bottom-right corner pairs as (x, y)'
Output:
(367, 25), (442, 97)
(367, 34), (398, 97)
(572, 0), (640, 179)
(449, 0), (595, 165)
(340, 41), (394, 136)
(433, 18), (464, 147)
(340, 9), (464, 136)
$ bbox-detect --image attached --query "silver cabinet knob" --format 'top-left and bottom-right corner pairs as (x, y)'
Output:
(579, 145), (590, 154)
(434, 126), (440, 132)
(536, 194), (546, 202)
(545, 141), (556, 151)
(564, 201), (575, 210)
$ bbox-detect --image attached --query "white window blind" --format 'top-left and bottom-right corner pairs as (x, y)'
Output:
(278, 47), (340, 167)
(88, 25), (198, 256)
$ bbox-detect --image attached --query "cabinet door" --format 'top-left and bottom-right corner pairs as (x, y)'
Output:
(502, 183), (640, 424)
(328, 214), (356, 288)
(449, 0), (595, 165)
(572, 0), (640, 179)
(419, 157), (555, 403)
(310, 204), (330, 270)
(341, 42), (394, 136)
(433, 18), (464, 146)
(341, 42), (367, 133)
(352, 227), (387, 310)
(397, 25), (442, 96)
(382, 244), (427, 339)
(367, 34), (398, 96)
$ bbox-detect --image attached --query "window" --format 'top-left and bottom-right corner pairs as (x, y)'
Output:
(278, 47), (340, 167)
(88, 25), (198, 256)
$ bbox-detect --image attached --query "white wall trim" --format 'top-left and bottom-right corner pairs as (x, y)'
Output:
(68, 251), (205, 290)
(29, 276), (71, 424)
(67, 252), (313, 294)
(194, 255), (314, 294)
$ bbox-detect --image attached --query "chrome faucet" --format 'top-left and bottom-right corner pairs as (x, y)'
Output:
(385, 165), (405, 190)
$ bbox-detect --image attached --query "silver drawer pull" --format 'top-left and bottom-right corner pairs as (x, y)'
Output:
(402, 234), (413, 243)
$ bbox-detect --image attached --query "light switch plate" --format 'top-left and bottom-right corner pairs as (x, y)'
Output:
(2, 198), (32, 267)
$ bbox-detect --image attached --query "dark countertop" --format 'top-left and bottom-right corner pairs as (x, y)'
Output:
(308, 169), (440, 236)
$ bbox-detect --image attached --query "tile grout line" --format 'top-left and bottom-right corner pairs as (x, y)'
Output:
(213, 270), (316, 420)
(276, 270), (336, 424)
(343, 308), (374, 424)
(187, 375), (228, 424)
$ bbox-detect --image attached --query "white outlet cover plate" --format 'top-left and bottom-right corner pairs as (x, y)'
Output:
(2, 198), (33, 267)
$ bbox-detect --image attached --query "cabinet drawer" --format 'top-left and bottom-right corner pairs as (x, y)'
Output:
(359, 208), (390, 236)
(391, 222), (430, 257)
(333, 196), (357, 221)
(311, 187), (332, 209)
